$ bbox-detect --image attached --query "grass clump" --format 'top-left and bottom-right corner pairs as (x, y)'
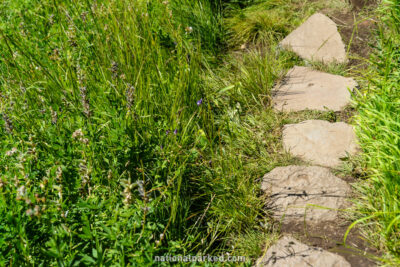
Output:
(0, 0), (224, 265)
(352, 0), (400, 264)
(0, 0), (301, 264)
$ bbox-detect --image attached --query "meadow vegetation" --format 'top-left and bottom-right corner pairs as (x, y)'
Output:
(0, 0), (399, 266)
(352, 0), (400, 265)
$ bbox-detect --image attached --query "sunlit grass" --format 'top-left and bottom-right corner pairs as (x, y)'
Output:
(0, 0), (398, 265)
(352, 0), (400, 264)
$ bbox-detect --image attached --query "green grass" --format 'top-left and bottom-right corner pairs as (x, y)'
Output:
(0, 0), (224, 264)
(351, 0), (400, 264)
(1, 0), (398, 265)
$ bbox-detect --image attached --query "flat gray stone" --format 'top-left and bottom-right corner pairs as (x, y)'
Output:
(282, 120), (359, 167)
(258, 236), (351, 267)
(272, 66), (357, 112)
(261, 166), (351, 223)
(280, 13), (347, 63)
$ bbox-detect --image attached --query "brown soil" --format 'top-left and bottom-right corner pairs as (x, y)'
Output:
(336, 105), (357, 123)
(328, 2), (378, 69)
(349, 0), (378, 10)
(280, 220), (380, 266)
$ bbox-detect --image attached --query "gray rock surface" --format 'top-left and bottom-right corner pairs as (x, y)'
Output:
(261, 166), (351, 223)
(272, 66), (357, 112)
(282, 120), (359, 167)
(258, 236), (351, 267)
(280, 13), (347, 63)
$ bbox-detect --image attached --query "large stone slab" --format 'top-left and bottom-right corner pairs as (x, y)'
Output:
(280, 13), (347, 63)
(272, 66), (357, 112)
(257, 236), (351, 267)
(261, 166), (351, 223)
(282, 120), (359, 167)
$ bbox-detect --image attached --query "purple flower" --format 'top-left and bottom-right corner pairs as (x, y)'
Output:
(166, 130), (170, 135)
(173, 129), (177, 135)
(197, 98), (203, 106)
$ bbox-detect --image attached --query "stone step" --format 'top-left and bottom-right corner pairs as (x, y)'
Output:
(257, 236), (351, 267)
(261, 165), (351, 224)
(282, 120), (359, 168)
(272, 66), (357, 112)
(280, 13), (347, 64)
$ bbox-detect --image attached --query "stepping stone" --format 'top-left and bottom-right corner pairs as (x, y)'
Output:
(282, 120), (359, 168)
(257, 236), (351, 267)
(272, 66), (357, 112)
(280, 13), (347, 64)
(261, 166), (351, 223)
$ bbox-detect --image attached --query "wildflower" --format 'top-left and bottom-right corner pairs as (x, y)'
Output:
(76, 64), (85, 84)
(72, 129), (84, 139)
(91, 3), (98, 13)
(40, 178), (48, 191)
(185, 26), (193, 34)
(35, 194), (45, 203)
(60, 210), (68, 218)
(142, 206), (149, 212)
(197, 98), (203, 106)
(122, 180), (134, 205)
(79, 162), (90, 187)
(56, 166), (63, 183)
(80, 86), (91, 117)
(110, 61), (118, 79)
(66, 23), (77, 47)
(2, 113), (13, 133)
(26, 209), (34, 217)
(126, 83), (135, 109)
(20, 84), (26, 93)
(6, 147), (17, 156)
(173, 129), (177, 135)
(49, 14), (55, 25)
(166, 129), (170, 135)
(16, 185), (26, 200)
(80, 11), (88, 22)
(0, 178), (4, 188)
(57, 185), (63, 201)
(50, 107), (57, 125)
(50, 48), (60, 61)
(137, 180), (145, 198)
